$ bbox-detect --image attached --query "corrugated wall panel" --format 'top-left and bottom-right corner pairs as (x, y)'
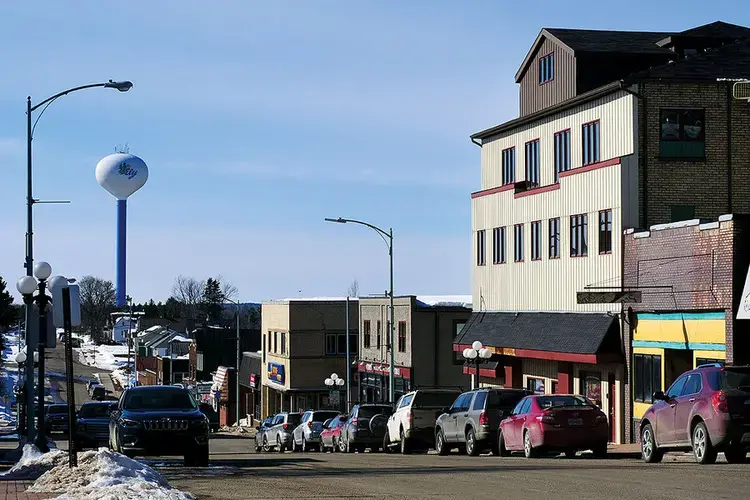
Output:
(520, 38), (576, 116)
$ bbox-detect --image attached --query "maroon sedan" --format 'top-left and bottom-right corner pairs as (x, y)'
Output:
(319, 415), (347, 453)
(497, 394), (609, 458)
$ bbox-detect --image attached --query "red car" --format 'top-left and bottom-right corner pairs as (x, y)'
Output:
(497, 394), (608, 458)
(319, 415), (347, 452)
(640, 364), (750, 464)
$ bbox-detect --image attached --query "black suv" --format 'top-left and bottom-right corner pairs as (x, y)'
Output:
(109, 386), (210, 466)
(45, 404), (70, 434)
(75, 402), (116, 450)
(340, 404), (394, 453)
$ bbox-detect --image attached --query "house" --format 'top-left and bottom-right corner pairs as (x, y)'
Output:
(261, 298), (358, 417)
(109, 312), (144, 344)
(134, 326), (193, 385)
(462, 20), (750, 444)
(357, 295), (472, 403)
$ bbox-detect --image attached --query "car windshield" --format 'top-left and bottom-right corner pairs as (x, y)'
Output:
(709, 368), (750, 392)
(313, 411), (339, 422)
(122, 388), (197, 410)
(536, 395), (593, 409)
(48, 406), (67, 414)
(358, 406), (393, 419)
(413, 392), (460, 408)
(286, 414), (302, 426)
(487, 391), (528, 410)
(79, 404), (114, 418)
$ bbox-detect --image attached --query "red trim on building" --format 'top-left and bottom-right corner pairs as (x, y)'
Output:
(513, 182), (560, 199)
(453, 343), (598, 364)
(558, 157), (620, 178)
(471, 183), (514, 199)
(357, 361), (411, 379)
(463, 366), (500, 378)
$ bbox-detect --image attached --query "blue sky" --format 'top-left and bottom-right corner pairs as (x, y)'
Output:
(0, 1), (746, 303)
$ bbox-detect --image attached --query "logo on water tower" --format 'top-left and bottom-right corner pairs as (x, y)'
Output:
(117, 161), (139, 179)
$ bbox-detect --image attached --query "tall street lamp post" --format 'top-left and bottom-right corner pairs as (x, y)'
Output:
(23, 80), (133, 440)
(463, 341), (492, 390)
(325, 217), (395, 405)
(14, 351), (27, 438)
(324, 373), (346, 412)
(223, 297), (242, 426)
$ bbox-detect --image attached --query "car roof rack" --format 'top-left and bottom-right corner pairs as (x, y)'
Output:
(696, 363), (723, 369)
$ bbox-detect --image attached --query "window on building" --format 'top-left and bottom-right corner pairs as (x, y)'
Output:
(539, 53), (554, 84)
(599, 210), (612, 254)
(476, 230), (486, 266)
(327, 333), (357, 356)
(696, 358), (724, 367)
(454, 320), (466, 337)
(326, 333), (336, 355)
(514, 224), (524, 262)
(659, 108), (705, 158)
(363, 320), (371, 349)
(582, 121), (601, 166)
(502, 147), (515, 185)
(281, 332), (286, 354)
(570, 214), (588, 257)
(634, 354), (661, 403)
(527, 377), (545, 394)
(398, 322), (407, 353)
(492, 226), (506, 264)
(549, 218), (560, 259)
(670, 205), (695, 222)
(531, 221), (542, 261)
(376, 321), (381, 349)
(262, 335), (266, 362)
(554, 129), (571, 182)
(274, 331), (278, 353)
(525, 139), (540, 186)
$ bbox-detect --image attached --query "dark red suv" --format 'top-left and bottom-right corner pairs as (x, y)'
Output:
(640, 363), (750, 464)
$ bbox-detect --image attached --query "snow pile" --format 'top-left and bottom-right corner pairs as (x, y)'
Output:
(29, 448), (193, 500)
(74, 344), (130, 371)
(1, 444), (69, 479)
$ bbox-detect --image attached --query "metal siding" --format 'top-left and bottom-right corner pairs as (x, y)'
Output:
(520, 38), (576, 116)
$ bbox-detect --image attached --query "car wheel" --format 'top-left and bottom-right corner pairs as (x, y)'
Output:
(255, 438), (261, 453)
(641, 424), (662, 463)
(400, 428), (411, 455)
(301, 437), (307, 452)
(383, 430), (394, 454)
(466, 428), (479, 457)
(498, 430), (510, 457)
(339, 436), (347, 453)
(263, 437), (271, 453)
(523, 431), (537, 459)
(436, 429), (449, 456)
(692, 421), (717, 465)
(277, 437), (285, 453)
(724, 444), (747, 464)
(345, 435), (354, 453)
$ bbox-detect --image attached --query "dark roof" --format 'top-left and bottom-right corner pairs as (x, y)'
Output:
(679, 21), (750, 39)
(630, 38), (750, 80)
(454, 312), (618, 355)
(545, 28), (672, 54)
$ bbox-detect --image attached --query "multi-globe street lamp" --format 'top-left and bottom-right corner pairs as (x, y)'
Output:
(325, 373), (346, 411)
(14, 350), (28, 437)
(463, 341), (493, 390)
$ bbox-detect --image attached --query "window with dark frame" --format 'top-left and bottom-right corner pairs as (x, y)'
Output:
(659, 108), (705, 158)
(398, 321), (407, 353)
(281, 332), (286, 354)
(570, 214), (588, 257)
(363, 320), (371, 349)
(326, 333), (336, 355)
(549, 218), (560, 259)
(476, 230), (486, 266)
(502, 147), (515, 185)
(274, 331), (278, 353)
(514, 224), (524, 262)
(531, 221), (542, 261)
(492, 226), (506, 264)
(598, 210), (612, 254)
(525, 140), (540, 186)
(634, 354), (662, 403)
(554, 129), (571, 182)
(582, 121), (600, 166)
(539, 53), (554, 84)
(376, 321), (381, 349)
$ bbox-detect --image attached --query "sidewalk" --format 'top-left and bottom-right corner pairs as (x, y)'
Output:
(0, 481), (51, 499)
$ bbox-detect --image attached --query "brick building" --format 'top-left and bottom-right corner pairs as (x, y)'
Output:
(623, 215), (750, 439)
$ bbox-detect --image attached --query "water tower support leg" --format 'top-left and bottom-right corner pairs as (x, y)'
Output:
(116, 199), (127, 307)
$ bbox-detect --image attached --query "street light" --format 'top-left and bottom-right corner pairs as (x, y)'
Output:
(324, 373), (346, 411)
(463, 341), (492, 390)
(325, 217), (395, 404)
(15, 351), (27, 437)
(223, 296), (242, 426)
(17, 261), (55, 451)
(23, 80), (133, 442)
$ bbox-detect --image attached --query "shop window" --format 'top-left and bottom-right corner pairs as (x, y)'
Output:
(398, 322), (407, 353)
(580, 372), (602, 407)
(634, 354), (661, 403)
(527, 377), (545, 394)
(363, 320), (371, 349)
(659, 108), (705, 158)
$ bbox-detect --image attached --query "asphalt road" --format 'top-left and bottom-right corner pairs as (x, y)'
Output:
(129, 435), (749, 500)
(45, 344), (118, 409)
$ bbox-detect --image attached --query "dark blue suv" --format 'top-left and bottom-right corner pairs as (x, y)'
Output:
(75, 402), (116, 450)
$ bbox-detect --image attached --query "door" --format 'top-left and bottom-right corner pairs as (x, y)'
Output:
(608, 374), (616, 443)
(503, 398), (527, 449)
(296, 412), (311, 445)
(673, 373), (702, 444)
(455, 393), (475, 443)
(444, 393), (469, 442)
(656, 375), (688, 444)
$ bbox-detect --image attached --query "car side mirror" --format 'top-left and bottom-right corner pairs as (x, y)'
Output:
(653, 391), (666, 401)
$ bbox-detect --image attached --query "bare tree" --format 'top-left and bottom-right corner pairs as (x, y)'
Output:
(79, 276), (116, 343)
(171, 275), (204, 322)
(216, 275), (238, 302)
(348, 279), (360, 298)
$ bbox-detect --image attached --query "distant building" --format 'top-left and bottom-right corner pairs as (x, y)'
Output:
(109, 312), (144, 344)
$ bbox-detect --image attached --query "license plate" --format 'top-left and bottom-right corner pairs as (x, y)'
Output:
(568, 418), (583, 426)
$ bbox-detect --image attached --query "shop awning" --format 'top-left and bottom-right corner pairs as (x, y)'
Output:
(454, 312), (623, 364)
(239, 352), (261, 389)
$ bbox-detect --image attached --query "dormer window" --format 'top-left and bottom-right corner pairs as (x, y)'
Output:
(539, 53), (554, 84)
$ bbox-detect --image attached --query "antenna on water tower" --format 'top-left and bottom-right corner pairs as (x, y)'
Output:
(95, 153), (149, 307)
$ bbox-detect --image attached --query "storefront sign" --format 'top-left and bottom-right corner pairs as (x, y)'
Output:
(357, 361), (411, 379)
(249, 374), (257, 389)
(267, 362), (285, 384)
(490, 347), (516, 356)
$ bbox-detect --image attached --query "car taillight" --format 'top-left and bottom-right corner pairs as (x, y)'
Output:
(283, 423), (289, 430)
(351, 417), (358, 424)
(712, 391), (728, 413)
(538, 412), (556, 424)
(406, 411), (412, 425)
(308, 422), (313, 429)
(594, 414), (608, 426)
(479, 411), (489, 426)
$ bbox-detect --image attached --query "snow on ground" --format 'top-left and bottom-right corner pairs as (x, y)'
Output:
(28, 448), (193, 500)
(0, 444), (68, 479)
(74, 344), (130, 372)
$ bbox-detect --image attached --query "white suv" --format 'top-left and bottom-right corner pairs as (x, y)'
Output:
(384, 389), (461, 454)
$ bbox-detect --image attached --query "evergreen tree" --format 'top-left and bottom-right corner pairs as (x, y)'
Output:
(143, 299), (159, 318)
(201, 278), (224, 324)
(163, 298), (182, 319)
(0, 277), (15, 332)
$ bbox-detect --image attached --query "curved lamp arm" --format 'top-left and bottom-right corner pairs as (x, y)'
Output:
(324, 217), (392, 249)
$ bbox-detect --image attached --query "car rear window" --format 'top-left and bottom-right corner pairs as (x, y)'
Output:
(412, 392), (460, 409)
(358, 406), (393, 419)
(79, 404), (114, 418)
(487, 391), (527, 410)
(536, 395), (592, 409)
(313, 411), (339, 422)
(708, 368), (750, 392)
(286, 414), (302, 426)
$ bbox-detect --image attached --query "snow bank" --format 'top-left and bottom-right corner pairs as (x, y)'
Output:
(0, 444), (68, 479)
(29, 448), (193, 500)
(74, 344), (130, 372)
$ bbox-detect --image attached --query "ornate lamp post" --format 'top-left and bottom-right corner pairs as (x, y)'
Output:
(325, 373), (346, 412)
(463, 341), (492, 390)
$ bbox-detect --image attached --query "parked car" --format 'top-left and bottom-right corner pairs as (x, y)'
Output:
(89, 384), (106, 401)
(292, 410), (340, 452)
(384, 389), (461, 454)
(435, 388), (531, 456)
(497, 394), (608, 458)
(640, 363), (750, 464)
(320, 415), (347, 452)
(265, 412), (303, 452)
(109, 386), (210, 466)
(340, 404), (394, 453)
(45, 404), (70, 434)
(198, 403), (219, 432)
(255, 416), (276, 452)
(75, 402), (117, 450)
